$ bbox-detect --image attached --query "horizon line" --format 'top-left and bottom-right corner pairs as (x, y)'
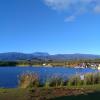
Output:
(0, 51), (100, 55)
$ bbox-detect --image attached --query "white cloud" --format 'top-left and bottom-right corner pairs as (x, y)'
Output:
(65, 15), (76, 22)
(44, 0), (70, 10)
(44, 0), (100, 22)
(94, 5), (100, 13)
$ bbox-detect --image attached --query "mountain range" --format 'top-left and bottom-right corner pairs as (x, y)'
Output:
(0, 52), (100, 61)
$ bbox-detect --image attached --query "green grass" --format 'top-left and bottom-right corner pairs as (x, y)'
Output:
(0, 88), (29, 100)
(1, 72), (100, 100)
(19, 72), (40, 88)
(18, 71), (100, 89)
(51, 92), (100, 100)
(0, 84), (100, 100)
(51, 84), (100, 100)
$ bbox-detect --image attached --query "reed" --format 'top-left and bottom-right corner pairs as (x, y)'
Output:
(67, 75), (82, 86)
(19, 72), (40, 88)
(83, 72), (100, 85)
(46, 75), (64, 87)
(19, 71), (100, 88)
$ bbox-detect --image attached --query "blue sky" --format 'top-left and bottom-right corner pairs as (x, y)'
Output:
(0, 0), (100, 54)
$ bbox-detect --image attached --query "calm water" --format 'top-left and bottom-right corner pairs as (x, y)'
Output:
(0, 66), (98, 88)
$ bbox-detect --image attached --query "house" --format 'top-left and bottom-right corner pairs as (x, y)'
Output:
(98, 64), (100, 70)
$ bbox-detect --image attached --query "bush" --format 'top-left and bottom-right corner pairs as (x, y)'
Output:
(18, 71), (100, 88)
(66, 72), (100, 86)
(45, 74), (64, 87)
(83, 72), (100, 85)
(67, 75), (82, 86)
(19, 72), (40, 88)
(84, 73), (93, 85)
(92, 72), (100, 84)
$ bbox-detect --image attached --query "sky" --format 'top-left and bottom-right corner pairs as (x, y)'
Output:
(0, 0), (100, 54)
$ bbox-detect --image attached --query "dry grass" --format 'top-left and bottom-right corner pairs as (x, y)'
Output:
(19, 72), (100, 88)
(19, 72), (39, 88)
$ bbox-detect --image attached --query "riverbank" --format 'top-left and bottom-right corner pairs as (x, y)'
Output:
(0, 85), (100, 100)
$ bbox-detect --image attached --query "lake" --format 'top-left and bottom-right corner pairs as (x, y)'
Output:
(0, 66), (98, 88)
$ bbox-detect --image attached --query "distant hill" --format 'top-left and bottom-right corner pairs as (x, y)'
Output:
(50, 54), (100, 61)
(0, 52), (100, 61)
(0, 52), (33, 61)
(32, 52), (50, 56)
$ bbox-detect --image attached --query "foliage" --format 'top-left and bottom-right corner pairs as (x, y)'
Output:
(0, 61), (17, 66)
(19, 72), (40, 88)
(19, 72), (100, 88)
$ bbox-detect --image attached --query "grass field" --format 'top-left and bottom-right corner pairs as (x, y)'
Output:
(0, 84), (100, 100)
(52, 91), (100, 100)
(52, 84), (100, 100)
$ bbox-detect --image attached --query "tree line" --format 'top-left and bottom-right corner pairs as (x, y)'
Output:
(0, 59), (100, 67)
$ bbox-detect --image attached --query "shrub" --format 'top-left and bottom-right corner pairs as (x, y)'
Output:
(45, 74), (64, 87)
(45, 79), (51, 88)
(19, 72), (40, 88)
(92, 72), (100, 84)
(18, 71), (100, 88)
(83, 73), (93, 85)
(83, 72), (100, 85)
(67, 75), (82, 86)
